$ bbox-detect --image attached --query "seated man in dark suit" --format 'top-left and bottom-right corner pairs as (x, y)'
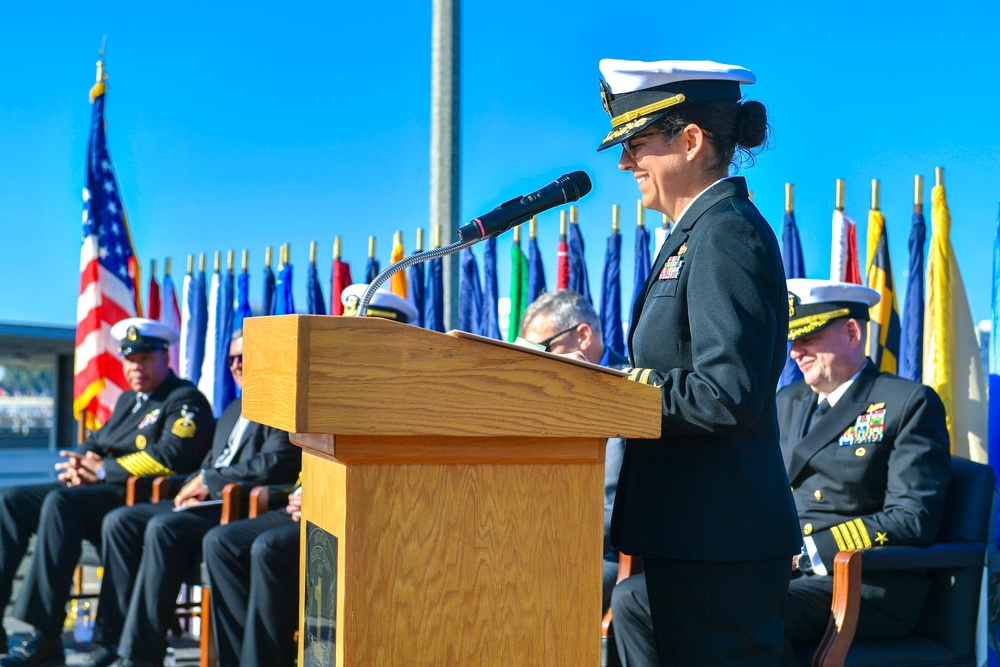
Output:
(202, 286), (418, 667)
(518, 289), (629, 613)
(80, 329), (301, 667)
(0, 318), (213, 667)
(608, 280), (951, 666)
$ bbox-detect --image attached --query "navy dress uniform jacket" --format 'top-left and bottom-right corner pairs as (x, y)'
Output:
(612, 177), (800, 561)
(77, 371), (215, 483)
(778, 360), (951, 563)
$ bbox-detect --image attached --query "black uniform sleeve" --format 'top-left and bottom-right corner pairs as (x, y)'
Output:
(202, 426), (301, 497)
(103, 388), (215, 485)
(810, 384), (951, 563)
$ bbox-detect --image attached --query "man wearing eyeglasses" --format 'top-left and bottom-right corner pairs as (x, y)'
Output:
(80, 329), (302, 667)
(519, 289), (629, 612)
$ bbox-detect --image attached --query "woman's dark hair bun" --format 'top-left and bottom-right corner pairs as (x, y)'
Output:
(735, 100), (767, 149)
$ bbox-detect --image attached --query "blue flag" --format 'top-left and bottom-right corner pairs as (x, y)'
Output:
(459, 248), (483, 335)
(989, 205), (1000, 533)
(191, 268), (209, 386)
(261, 264), (276, 316)
(275, 263), (295, 315)
(630, 224), (651, 353)
(306, 262), (327, 315)
(407, 260), (426, 328)
(233, 273), (253, 333)
(568, 221), (592, 303)
(481, 238), (502, 340)
(601, 232), (625, 356)
(898, 212), (926, 382)
(365, 257), (380, 284)
(199, 270), (236, 417)
(424, 257), (445, 332)
(780, 211), (806, 387)
(527, 235), (547, 305)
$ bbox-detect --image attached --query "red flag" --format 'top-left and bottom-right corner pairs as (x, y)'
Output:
(330, 258), (353, 315)
(845, 222), (862, 284)
(557, 238), (570, 289)
(147, 274), (162, 321)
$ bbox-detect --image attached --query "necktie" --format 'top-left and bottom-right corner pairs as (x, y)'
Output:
(131, 393), (148, 414)
(805, 399), (830, 435)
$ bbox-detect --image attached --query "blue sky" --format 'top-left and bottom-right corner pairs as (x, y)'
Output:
(3, 0), (999, 328)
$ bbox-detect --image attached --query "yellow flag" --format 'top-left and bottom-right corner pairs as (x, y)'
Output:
(390, 233), (408, 298)
(922, 184), (988, 461)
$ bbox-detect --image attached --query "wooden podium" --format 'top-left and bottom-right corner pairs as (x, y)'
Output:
(242, 315), (661, 666)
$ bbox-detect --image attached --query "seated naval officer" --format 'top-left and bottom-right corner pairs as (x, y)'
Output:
(517, 289), (629, 613)
(80, 329), (301, 667)
(201, 286), (416, 667)
(0, 318), (213, 667)
(608, 280), (951, 666)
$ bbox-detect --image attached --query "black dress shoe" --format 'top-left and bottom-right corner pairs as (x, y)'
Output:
(110, 660), (159, 667)
(0, 631), (64, 666)
(81, 646), (118, 667)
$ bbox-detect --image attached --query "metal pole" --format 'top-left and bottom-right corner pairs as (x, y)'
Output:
(431, 0), (460, 330)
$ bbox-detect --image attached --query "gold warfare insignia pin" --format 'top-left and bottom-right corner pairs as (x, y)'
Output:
(599, 78), (614, 117)
(135, 434), (147, 450)
(677, 243), (688, 255)
(876, 531), (889, 545)
(126, 325), (139, 341)
(867, 402), (885, 412)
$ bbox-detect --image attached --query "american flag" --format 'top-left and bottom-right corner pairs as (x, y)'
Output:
(74, 64), (142, 431)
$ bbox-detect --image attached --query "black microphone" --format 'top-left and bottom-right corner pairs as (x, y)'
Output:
(457, 171), (593, 242)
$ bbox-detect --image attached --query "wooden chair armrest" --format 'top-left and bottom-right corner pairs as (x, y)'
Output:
(125, 476), (155, 506)
(220, 483), (243, 526)
(811, 550), (862, 667)
(601, 553), (646, 638)
(249, 486), (270, 519)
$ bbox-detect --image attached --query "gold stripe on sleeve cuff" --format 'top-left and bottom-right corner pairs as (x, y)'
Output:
(852, 518), (873, 548)
(116, 452), (175, 477)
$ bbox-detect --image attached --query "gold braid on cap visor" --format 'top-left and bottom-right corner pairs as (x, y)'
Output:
(788, 308), (851, 340)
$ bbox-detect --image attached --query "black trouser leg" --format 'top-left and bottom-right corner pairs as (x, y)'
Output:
(13, 484), (126, 636)
(92, 501), (173, 648)
(242, 520), (300, 667)
(0, 484), (57, 616)
(116, 507), (219, 663)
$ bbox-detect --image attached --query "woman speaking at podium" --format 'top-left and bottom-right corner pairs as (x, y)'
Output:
(596, 59), (800, 664)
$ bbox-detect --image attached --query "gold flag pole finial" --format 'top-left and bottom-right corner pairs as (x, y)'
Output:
(785, 183), (794, 213)
(150, 258), (157, 279)
(529, 216), (538, 240)
(264, 246), (273, 269)
(662, 213), (670, 229)
(333, 237), (342, 260)
(212, 251), (221, 273)
(433, 224), (442, 249)
(570, 205), (578, 225)
(935, 167), (944, 188)
(227, 250), (234, 273)
(309, 241), (317, 265)
(871, 179), (880, 211)
(393, 231), (402, 248)
(914, 175), (924, 213)
(512, 226), (520, 244)
(165, 257), (172, 277)
(198, 253), (206, 274)
(636, 200), (645, 228)
(368, 236), (376, 259)
(835, 179), (846, 211)
(278, 244), (287, 267)
(186, 255), (194, 275)
(612, 205), (620, 234)
(416, 228), (424, 252)
(559, 211), (568, 237)
(241, 250), (248, 274)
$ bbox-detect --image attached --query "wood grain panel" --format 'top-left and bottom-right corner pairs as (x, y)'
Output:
(243, 315), (661, 439)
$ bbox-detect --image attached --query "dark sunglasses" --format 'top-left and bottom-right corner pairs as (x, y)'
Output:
(227, 354), (243, 366)
(533, 324), (581, 352)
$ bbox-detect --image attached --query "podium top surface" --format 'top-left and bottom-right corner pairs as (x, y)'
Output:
(242, 315), (661, 439)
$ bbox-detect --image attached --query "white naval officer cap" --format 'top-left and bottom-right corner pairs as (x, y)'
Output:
(341, 284), (419, 324)
(597, 59), (756, 151)
(110, 317), (180, 356)
(787, 279), (880, 341)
